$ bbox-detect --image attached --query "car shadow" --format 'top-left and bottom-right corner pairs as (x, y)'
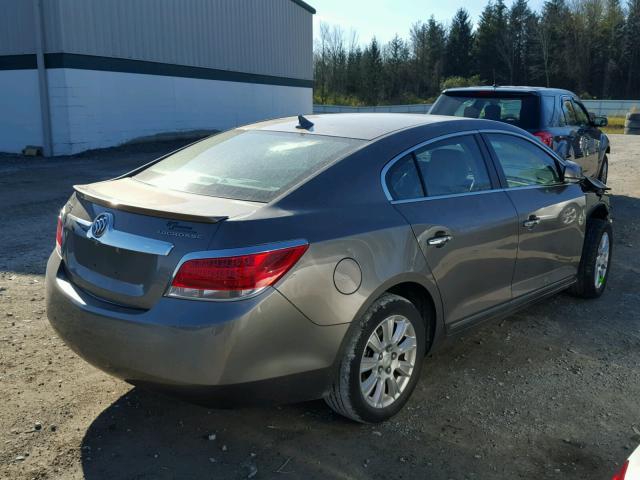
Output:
(79, 387), (375, 480)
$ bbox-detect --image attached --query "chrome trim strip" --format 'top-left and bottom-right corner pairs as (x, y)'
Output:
(390, 188), (504, 204)
(67, 213), (91, 228)
(165, 238), (309, 302)
(68, 213), (174, 256)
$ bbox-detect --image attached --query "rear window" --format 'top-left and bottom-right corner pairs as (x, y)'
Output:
(135, 130), (365, 202)
(430, 93), (540, 130)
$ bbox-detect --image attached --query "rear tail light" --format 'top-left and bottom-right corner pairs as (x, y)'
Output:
(534, 130), (554, 148)
(55, 213), (63, 253)
(166, 242), (309, 300)
(612, 460), (629, 480)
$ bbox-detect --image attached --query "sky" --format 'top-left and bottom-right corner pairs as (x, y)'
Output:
(311, 0), (546, 46)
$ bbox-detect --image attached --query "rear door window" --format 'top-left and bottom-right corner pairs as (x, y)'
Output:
(135, 130), (365, 203)
(541, 95), (559, 126)
(413, 135), (493, 196)
(485, 133), (561, 187)
(385, 154), (424, 200)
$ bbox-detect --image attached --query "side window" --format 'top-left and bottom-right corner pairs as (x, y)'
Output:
(486, 134), (561, 188)
(542, 95), (557, 127)
(562, 98), (578, 126)
(572, 100), (590, 126)
(385, 154), (424, 200)
(413, 135), (492, 196)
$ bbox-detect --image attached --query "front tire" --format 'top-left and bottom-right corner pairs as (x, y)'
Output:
(325, 293), (426, 423)
(569, 218), (613, 298)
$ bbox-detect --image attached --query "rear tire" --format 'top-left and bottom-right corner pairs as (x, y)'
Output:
(568, 218), (612, 298)
(325, 293), (426, 423)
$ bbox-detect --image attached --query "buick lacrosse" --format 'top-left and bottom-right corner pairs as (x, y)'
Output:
(46, 113), (612, 423)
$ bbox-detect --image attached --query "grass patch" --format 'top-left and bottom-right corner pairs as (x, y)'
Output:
(601, 116), (625, 134)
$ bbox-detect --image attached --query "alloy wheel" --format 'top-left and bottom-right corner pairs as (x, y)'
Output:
(594, 232), (610, 289)
(359, 315), (418, 409)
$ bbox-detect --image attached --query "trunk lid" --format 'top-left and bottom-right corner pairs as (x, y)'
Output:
(61, 178), (261, 309)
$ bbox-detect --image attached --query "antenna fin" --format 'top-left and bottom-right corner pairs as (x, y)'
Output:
(296, 115), (314, 130)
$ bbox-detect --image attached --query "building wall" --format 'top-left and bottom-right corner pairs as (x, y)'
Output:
(0, 0), (313, 80)
(0, 70), (42, 153)
(0, 0), (314, 155)
(48, 68), (312, 155)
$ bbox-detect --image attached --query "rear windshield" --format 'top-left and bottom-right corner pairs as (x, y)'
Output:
(135, 130), (365, 202)
(430, 93), (540, 130)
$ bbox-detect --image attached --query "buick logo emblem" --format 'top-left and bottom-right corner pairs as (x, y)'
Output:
(91, 213), (113, 238)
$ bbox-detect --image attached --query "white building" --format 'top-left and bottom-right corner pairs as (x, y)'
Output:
(0, 0), (314, 156)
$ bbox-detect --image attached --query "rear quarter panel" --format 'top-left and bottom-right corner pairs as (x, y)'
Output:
(206, 127), (472, 329)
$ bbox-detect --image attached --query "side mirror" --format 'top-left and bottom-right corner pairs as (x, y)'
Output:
(562, 160), (584, 183)
(593, 115), (608, 127)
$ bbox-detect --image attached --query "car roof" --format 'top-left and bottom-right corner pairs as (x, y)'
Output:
(242, 113), (471, 141)
(443, 85), (575, 96)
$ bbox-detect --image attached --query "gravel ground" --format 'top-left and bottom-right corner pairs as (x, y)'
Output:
(0, 135), (639, 480)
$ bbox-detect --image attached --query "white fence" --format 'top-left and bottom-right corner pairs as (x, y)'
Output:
(581, 100), (639, 117)
(314, 104), (433, 114)
(314, 99), (639, 117)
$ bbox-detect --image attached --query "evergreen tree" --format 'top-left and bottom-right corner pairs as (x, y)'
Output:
(475, 0), (509, 84)
(534, 0), (571, 88)
(424, 17), (447, 95)
(312, 0), (637, 105)
(362, 38), (383, 104)
(624, 0), (640, 98)
(601, 0), (625, 97)
(507, 0), (538, 85)
(445, 9), (474, 77)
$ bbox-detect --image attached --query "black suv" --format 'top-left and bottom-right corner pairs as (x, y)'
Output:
(430, 87), (610, 183)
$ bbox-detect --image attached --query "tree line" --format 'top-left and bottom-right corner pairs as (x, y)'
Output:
(313, 0), (640, 105)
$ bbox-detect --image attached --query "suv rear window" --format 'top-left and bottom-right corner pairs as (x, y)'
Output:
(430, 93), (540, 130)
(135, 130), (365, 202)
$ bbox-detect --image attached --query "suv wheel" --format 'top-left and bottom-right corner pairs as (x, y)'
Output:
(325, 293), (426, 423)
(569, 218), (613, 298)
(599, 155), (609, 184)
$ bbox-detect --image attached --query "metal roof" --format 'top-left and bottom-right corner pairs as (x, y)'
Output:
(289, 0), (316, 14)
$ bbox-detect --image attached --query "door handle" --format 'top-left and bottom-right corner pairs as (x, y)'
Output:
(523, 215), (541, 229)
(427, 234), (453, 247)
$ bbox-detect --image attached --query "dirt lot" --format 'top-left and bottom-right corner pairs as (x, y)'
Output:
(1, 135), (639, 480)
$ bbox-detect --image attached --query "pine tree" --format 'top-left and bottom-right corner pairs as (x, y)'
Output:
(363, 38), (383, 104)
(424, 17), (447, 95)
(601, 0), (625, 97)
(624, 0), (640, 98)
(445, 9), (474, 77)
(475, 0), (509, 84)
(507, 0), (538, 85)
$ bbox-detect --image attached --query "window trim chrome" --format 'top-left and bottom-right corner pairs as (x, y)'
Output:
(381, 128), (568, 204)
(67, 213), (174, 256)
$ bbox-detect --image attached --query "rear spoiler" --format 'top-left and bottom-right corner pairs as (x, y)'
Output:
(73, 184), (228, 224)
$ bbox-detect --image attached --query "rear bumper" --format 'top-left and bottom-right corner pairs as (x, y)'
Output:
(45, 252), (348, 404)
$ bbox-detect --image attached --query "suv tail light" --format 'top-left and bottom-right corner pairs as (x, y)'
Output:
(55, 213), (63, 253)
(612, 460), (629, 480)
(534, 130), (554, 148)
(166, 242), (308, 300)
